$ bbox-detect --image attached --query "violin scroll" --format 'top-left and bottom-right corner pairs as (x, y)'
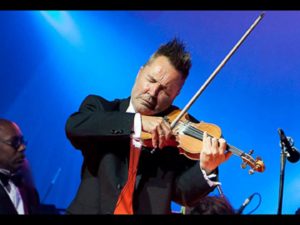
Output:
(240, 149), (265, 174)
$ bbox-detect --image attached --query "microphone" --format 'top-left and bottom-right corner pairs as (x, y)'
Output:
(278, 128), (300, 163)
(236, 193), (255, 214)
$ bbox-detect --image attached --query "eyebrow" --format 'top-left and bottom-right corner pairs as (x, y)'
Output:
(7, 135), (23, 141)
(146, 74), (168, 90)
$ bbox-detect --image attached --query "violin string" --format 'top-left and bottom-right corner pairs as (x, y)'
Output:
(175, 122), (260, 168)
(176, 122), (259, 167)
(186, 125), (243, 156)
(176, 122), (243, 156)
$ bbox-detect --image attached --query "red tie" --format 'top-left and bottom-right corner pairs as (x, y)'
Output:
(114, 139), (141, 214)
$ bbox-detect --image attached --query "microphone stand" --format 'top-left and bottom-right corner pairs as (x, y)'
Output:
(277, 140), (287, 215)
(42, 168), (62, 203)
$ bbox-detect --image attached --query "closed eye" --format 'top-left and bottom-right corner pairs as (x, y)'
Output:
(146, 74), (157, 83)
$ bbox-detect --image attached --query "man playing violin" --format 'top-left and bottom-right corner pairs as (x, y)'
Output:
(65, 38), (232, 214)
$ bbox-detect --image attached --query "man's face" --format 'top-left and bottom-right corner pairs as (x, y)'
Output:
(0, 122), (26, 173)
(131, 56), (185, 115)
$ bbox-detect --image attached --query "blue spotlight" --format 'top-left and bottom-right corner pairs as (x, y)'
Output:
(40, 11), (81, 45)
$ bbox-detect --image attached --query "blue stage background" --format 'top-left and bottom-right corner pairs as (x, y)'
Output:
(1, 11), (299, 214)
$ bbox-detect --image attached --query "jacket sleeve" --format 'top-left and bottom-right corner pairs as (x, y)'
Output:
(65, 95), (135, 150)
(172, 159), (219, 207)
(171, 112), (221, 207)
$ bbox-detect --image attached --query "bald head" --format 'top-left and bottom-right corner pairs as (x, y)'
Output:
(0, 118), (13, 128)
(0, 119), (21, 139)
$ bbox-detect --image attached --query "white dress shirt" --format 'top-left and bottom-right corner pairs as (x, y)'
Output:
(0, 168), (25, 214)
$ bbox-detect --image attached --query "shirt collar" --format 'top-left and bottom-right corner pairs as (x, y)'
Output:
(126, 100), (136, 113)
(0, 168), (12, 176)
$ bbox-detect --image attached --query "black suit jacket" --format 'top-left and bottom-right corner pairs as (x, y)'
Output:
(65, 95), (217, 214)
(0, 180), (40, 214)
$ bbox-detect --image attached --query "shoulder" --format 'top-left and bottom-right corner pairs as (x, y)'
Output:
(83, 94), (127, 104)
(82, 94), (111, 104)
(80, 95), (129, 111)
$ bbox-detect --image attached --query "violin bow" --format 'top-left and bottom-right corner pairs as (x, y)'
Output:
(171, 12), (265, 129)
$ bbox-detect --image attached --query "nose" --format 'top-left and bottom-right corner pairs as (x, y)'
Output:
(17, 143), (26, 152)
(148, 83), (161, 97)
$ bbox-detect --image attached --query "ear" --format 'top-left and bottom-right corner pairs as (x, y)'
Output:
(175, 79), (185, 97)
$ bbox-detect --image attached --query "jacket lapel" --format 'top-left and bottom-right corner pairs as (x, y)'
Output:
(119, 97), (131, 112)
(0, 184), (18, 214)
(18, 185), (29, 214)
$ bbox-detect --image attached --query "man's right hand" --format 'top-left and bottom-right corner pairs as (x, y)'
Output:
(141, 115), (178, 149)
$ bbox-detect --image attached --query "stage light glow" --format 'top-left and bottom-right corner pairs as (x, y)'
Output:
(40, 11), (81, 45)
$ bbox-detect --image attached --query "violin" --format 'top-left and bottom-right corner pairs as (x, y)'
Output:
(141, 109), (265, 174)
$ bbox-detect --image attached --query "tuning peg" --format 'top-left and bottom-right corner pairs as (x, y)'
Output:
(248, 149), (254, 155)
(248, 169), (254, 175)
(241, 162), (247, 169)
